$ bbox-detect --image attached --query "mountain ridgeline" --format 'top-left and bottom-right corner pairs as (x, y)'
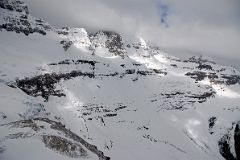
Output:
(0, 1), (240, 160)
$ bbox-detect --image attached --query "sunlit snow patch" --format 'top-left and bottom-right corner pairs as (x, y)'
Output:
(200, 79), (240, 98)
(154, 54), (169, 64)
(64, 89), (84, 110)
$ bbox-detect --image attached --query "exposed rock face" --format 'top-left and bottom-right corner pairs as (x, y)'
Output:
(184, 56), (216, 64)
(185, 71), (207, 81)
(60, 40), (73, 51)
(42, 135), (88, 158)
(208, 116), (217, 134)
(221, 75), (240, 85)
(197, 64), (213, 70)
(218, 123), (240, 160)
(234, 124), (240, 160)
(0, 0), (29, 14)
(58, 27), (91, 51)
(1, 118), (110, 160)
(0, 0), (51, 35)
(16, 71), (95, 101)
(1, 1), (240, 160)
(16, 73), (65, 101)
(90, 31), (126, 57)
(218, 134), (235, 160)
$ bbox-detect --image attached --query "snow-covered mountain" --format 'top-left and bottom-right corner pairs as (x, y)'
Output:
(0, 1), (239, 160)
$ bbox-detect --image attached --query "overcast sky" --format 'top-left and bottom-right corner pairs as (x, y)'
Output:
(23, 0), (240, 67)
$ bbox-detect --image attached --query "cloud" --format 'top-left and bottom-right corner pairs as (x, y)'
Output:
(22, 0), (240, 67)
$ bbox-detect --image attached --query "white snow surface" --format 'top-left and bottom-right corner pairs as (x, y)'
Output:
(0, 1), (240, 160)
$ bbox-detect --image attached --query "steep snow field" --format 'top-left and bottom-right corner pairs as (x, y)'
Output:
(0, 1), (240, 160)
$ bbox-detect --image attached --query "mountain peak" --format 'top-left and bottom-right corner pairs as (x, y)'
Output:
(0, 1), (240, 160)
(0, 0), (29, 15)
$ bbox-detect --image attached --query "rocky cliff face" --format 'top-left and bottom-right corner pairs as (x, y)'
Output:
(0, 0), (51, 35)
(0, 1), (240, 160)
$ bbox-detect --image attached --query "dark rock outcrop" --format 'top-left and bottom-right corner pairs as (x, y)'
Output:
(0, 0), (50, 35)
(0, 0), (29, 14)
(185, 71), (207, 81)
(221, 75), (240, 85)
(3, 118), (111, 160)
(42, 135), (88, 158)
(234, 124), (240, 160)
(208, 116), (217, 134)
(218, 134), (235, 160)
(60, 40), (73, 51)
(16, 71), (94, 101)
(184, 56), (216, 64)
(197, 64), (213, 70)
(90, 31), (126, 58)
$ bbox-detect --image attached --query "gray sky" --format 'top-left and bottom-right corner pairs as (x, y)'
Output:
(23, 0), (240, 67)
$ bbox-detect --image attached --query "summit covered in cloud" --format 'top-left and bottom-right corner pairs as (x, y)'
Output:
(22, 0), (240, 67)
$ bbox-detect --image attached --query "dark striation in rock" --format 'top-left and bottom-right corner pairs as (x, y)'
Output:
(197, 64), (213, 70)
(132, 63), (142, 66)
(17, 58), (168, 101)
(137, 70), (153, 76)
(184, 56), (216, 64)
(75, 59), (97, 67)
(98, 72), (119, 77)
(114, 105), (127, 111)
(48, 59), (97, 67)
(161, 92), (184, 98)
(186, 91), (215, 101)
(135, 69), (167, 76)
(16, 71), (94, 101)
(125, 69), (136, 74)
(155, 90), (216, 110)
(208, 116), (217, 134)
(221, 75), (240, 85)
(80, 103), (127, 121)
(103, 113), (117, 117)
(60, 40), (73, 51)
(170, 64), (177, 68)
(42, 135), (88, 158)
(152, 69), (167, 75)
(185, 71), (239, 86)
(185, 71), (207, 81)
(234, 123), (240, 160)
(16, 73), (65, 101)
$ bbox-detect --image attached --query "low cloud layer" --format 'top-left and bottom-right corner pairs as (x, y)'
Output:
(23, 0), (240, 66)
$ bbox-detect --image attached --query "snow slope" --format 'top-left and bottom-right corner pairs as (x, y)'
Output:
(0, 1), (240, 160)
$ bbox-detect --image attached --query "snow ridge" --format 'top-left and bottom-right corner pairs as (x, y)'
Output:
(0, 1), (240, 160)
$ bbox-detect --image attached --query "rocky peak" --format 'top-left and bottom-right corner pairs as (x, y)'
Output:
(184, 55), (216, 64)
(90, 30), (126, 57)
(0, 0), (29, 15)
(0, 0), (52, 35)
